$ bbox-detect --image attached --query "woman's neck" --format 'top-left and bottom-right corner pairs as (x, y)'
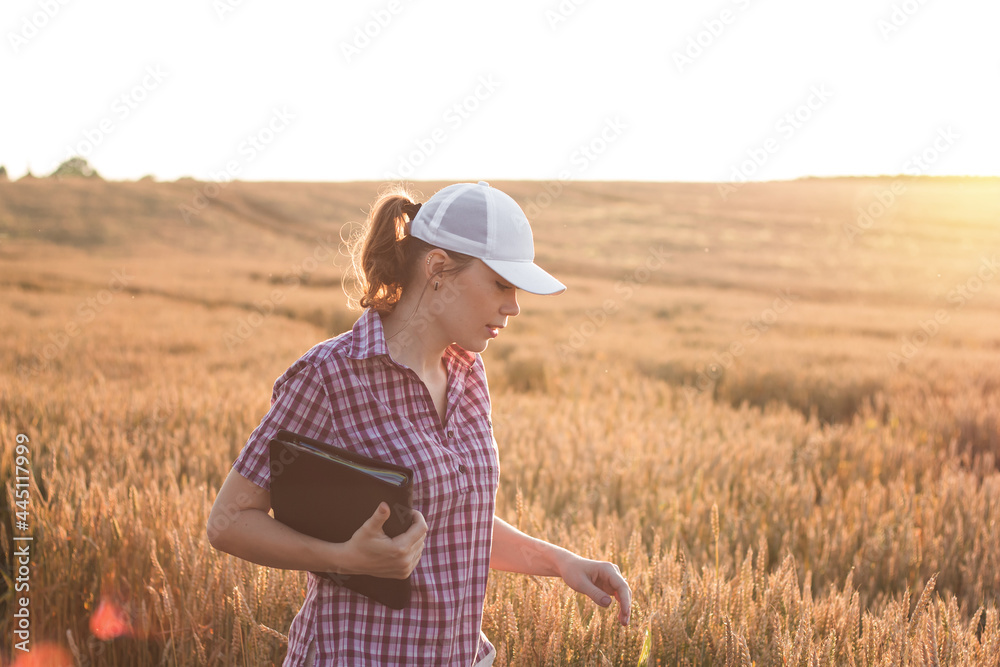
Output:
(379, 294), (449, 377)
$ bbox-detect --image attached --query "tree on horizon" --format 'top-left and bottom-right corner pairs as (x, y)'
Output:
(50, 156), (101, 179)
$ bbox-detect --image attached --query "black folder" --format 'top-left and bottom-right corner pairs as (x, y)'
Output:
(268, 429), (415, 609)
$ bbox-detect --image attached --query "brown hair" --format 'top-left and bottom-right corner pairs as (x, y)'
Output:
(346, 184), (474, 312)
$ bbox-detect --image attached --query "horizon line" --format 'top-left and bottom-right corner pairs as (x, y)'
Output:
(6, 173), (1000, 186)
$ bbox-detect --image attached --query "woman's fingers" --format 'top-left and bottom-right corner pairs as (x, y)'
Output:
(565, 559), (632, 626)
(576, 573), (615, 607)
(360, 502), (392, 533)
(608, 570), (632, 625)
(596, 563), (632, 625)
(393, 510), (428, 577)
(347, 505), (427, 578)
(404, 508), (428, 539)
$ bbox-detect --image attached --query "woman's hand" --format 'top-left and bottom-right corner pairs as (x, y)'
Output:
(490, 516), (632, 626)
(556, 553), (632, 626)
(339, 502), (428, 579)
(208, 473), (428, 580)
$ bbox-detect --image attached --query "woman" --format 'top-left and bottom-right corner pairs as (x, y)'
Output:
(207, 181), (631, 666)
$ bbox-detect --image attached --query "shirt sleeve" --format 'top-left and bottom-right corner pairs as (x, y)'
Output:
(232, 359), (334, 491)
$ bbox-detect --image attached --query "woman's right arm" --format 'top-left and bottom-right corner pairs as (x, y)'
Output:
(207, 468), (427, 579)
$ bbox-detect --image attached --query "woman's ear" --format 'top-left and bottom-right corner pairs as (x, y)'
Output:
(423, 249), (449, 282)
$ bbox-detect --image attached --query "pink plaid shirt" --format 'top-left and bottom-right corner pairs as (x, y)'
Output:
(232, 309), (499, 666)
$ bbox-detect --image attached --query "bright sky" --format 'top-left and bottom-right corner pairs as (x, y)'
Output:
(3, 0), (999, 182)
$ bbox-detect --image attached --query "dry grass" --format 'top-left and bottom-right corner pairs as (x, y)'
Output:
(1, 177), (999, 665)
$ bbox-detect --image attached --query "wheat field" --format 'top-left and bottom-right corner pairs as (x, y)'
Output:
(1, 176), (1000, 665)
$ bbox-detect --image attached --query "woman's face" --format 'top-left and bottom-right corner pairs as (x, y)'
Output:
(438, 259), (520, 354)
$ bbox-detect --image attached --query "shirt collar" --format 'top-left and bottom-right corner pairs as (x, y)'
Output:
(346, 308), (390, 360)
(347, 308), (477, 370)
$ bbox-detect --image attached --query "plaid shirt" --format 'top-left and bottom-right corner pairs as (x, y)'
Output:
(232, 309), (499, 666)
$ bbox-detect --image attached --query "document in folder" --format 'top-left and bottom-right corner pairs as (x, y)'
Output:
(268, 429), (415, 609)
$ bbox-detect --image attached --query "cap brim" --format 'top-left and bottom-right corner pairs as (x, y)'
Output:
(482, 258), (566, 295)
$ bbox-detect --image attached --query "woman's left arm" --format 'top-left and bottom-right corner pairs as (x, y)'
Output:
(490, 516), (631, 626)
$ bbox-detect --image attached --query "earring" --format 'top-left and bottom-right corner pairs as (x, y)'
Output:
(434, 281), (439, 291)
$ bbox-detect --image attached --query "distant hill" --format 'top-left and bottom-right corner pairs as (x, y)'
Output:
(2, 176), (999, 298)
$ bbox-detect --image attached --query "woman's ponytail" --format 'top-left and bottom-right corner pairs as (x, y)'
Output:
(347, 185), (420, 312)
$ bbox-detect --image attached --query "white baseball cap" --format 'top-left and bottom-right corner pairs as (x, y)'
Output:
(409, 181), (566, 295)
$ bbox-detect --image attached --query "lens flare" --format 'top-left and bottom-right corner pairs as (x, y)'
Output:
(89, 598), (132, 640)
(10, 643), (73, 667)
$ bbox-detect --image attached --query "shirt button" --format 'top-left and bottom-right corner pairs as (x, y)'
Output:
(447, 430), (454, 438)
(459, 464), (468, 473)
